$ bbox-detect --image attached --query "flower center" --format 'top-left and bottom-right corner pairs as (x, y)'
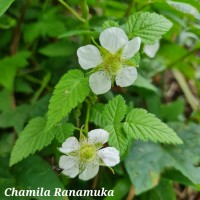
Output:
(79, 144), (96, 162)
(102, 51), (122, 76)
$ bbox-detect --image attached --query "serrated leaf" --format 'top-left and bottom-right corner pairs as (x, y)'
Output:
(90, 103), (107, 127)
(55, 123), (75, 143)
(105, 124), (128, 155)
(125, 123), (200, 194)
(123, 108), (183, 144)
(102, 20), (119, 29)
(126, 12), (173, 44)
(102, 95), (126, 125)
(10, 117), (55, 166)
(0, 0), (14, 16)
(47, 70), (90, 129)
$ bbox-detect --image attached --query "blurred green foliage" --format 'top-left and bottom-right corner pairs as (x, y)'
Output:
(0, 0), (200, 199)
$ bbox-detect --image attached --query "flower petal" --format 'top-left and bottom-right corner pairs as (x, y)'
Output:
(79, 163), (99, 180)
(143, 41), (160, 58)
(59, 137), (80, 154)
(89, 71), (111, 94)
(97, 147), (120, 167)
(77, 45), (103, 69)
(122, 37), (141, 59)
(115, 67), (137, 87)
(88, 129), (109, 145)
(99, 27), (128, 53)
(59, 155), (79, 178)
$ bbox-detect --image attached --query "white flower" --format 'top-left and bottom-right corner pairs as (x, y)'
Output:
(143, 41), (160, 58)
(77, 27), (141, 94)
(59, 129), (120, 181)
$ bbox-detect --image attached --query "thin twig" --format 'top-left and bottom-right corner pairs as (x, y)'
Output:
(57, 0), (86, 23)
(172, 69), (199, 111)
(126, 185), (135, 200)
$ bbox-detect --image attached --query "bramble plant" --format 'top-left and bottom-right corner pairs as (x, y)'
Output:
(0, 0), (200, 199)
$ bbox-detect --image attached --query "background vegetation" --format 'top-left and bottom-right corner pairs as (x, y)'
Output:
(0, 0), (200, 199)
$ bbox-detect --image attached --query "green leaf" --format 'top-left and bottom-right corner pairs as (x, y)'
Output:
(134, 74), (158, 92)
(141, 178), (176, 200)
(102, 96), (128, 154)
(102, 20), (119, 29)
(24, 8), (66, 43)
(59, 30), (94, 38)
(0, 105), (30, 133)
(55, 123), (75, 143)
(126, 12), (173, 44)
(15, 155), (68, 200)
(102, 95), (126, 125)
(10, 117), (55, 166)
(167, 1), (200, 20)
(0, 0), (14, 16)
(123, 108), (183, 144)
(125, 123), (200, 194)
(39, 41), (75, 57)
(47, 70), (90, 129)
(0, 51), (31, 90)
(160, 98), (185, 121)
(0, 133), (15, 154)
(104, 179), (129, 200)
(105, 124), (128, 155)
(90, 103), (106, 127)
(0, 156), (16, 199)
(0, 89), (12, 112)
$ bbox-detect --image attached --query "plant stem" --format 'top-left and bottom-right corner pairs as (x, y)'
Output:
(126, 185), (135, 200)
(84, 102), (91, 135)
(172, 69), (199, 111)
(80, 0), (90, 43)
(80, 0), (89, 22)
(125, 0), (135, 17)
(57, 0), (86, 23)
(31, 72), (51, 104)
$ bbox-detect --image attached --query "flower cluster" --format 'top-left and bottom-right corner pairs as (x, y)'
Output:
(77, 27), (141, 94)
(58, 27), (161, 181)
(59, 129), (120, 180)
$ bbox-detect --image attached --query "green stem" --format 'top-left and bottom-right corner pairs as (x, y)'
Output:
(172, 69), (199, 111)
(31, 72), (51, 104)
(80, 0), (89, 22)
(57, 0), (86, 23)
(84, 102), (91, 135)
(124, 0), (135, 17)
(80, 0), (90, 43)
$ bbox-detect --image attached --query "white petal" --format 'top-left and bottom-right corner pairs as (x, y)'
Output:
(143, 41), (160, 58)
(89, 71), (112, 94)
(115, 67), (137, 87)
(97, 147), (120, 167)
(59, 155), (79, 178)
(88, 129), (109, 145)
(79, 163), (99, 180)
(99, 27), (128, 54)
(122, 37), (141, 59)
(59, 137), (80, 154)
(77, 45), (103, 69)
